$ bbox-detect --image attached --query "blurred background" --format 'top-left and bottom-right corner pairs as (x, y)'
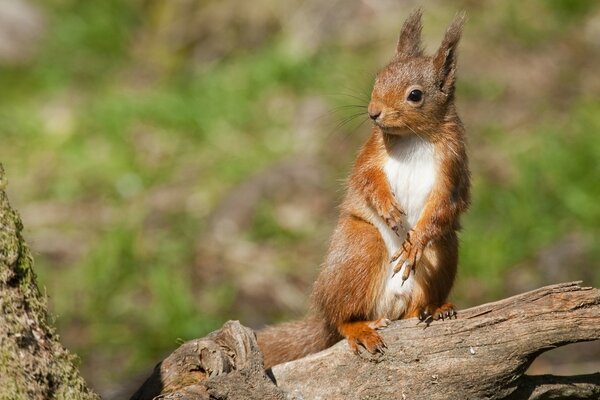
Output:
(1, 0), (599, 397)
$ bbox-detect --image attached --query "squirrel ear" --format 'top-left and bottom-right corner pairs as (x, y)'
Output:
(433, 12), (465, 95)
(396, 9), (423, 58)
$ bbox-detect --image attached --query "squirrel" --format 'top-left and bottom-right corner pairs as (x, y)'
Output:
(257, 10), (470, 369)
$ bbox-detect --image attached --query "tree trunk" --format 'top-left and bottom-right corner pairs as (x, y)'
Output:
(0, 165), (98, 400)
(133, 282), (600, 400)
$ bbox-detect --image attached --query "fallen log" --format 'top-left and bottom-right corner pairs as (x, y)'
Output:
(132, 282), (600, 399)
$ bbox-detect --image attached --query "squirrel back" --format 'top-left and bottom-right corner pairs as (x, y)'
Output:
(258, 9), (470, 369)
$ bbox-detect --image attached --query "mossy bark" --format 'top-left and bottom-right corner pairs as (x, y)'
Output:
(0, 164), (98, 400)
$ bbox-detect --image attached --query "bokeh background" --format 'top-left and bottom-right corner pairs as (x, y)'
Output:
(1, 0), (599, 397)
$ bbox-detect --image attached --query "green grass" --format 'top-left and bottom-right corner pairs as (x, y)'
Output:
(461, 100), (600, 293)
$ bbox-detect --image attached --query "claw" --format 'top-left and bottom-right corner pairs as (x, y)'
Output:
(341, 319), (388, 356)
(379, 318), (391, 329)
(401, 266), (412, 281)
(368, 318), (390, 330)
(393, 259), (409, 279)
(417, 304), (457, 326)
(379, 197), (405, 236)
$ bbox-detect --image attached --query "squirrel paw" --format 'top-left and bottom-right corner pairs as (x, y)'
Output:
(391, 230), (424, 280)
(417, 303), (457, 326)
(339, 319), (389, 355)
(378, 198), (405, 235)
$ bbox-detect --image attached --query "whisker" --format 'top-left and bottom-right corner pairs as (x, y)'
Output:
(318, 86), (371, 139)
(322, 105), (367, 118)
(329, 116), (371, 142)
(340, 85), (371, 101)
(334, 112), (367, 131)
(354, 116), (370, 131)
(326, 92), (370, 104)
(381, 110), (428, 143)
(404, 123), (425, 141)
(313, 105), (367, 124)
(340, 110), (367, 119)
(329, 104), (368, 112)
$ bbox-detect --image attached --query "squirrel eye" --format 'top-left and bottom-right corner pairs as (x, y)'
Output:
(407, 89), (423, 102)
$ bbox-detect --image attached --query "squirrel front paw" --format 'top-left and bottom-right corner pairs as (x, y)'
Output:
(391, 230), (425, 280)
(377, 197), (405, 235)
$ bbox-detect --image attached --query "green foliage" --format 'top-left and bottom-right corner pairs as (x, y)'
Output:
(488, 0), (593, 47)
(461, 100), (600, 293)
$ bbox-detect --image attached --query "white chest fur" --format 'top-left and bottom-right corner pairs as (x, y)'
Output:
(384, 136), (437, 228)
(370, 135), (437, 319)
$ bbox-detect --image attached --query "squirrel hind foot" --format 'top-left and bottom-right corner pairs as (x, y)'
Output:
(417, 303), (457, 326)
(338, 318), (389, 355)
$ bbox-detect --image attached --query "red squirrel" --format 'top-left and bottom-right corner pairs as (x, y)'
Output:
(257, 10), (470, 369)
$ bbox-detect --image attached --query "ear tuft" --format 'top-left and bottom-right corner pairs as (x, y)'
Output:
(396, 9), (424, 58)
(433, 12), (466, 94)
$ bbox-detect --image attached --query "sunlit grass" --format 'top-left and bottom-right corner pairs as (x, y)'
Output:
(461, 99), (600, 295)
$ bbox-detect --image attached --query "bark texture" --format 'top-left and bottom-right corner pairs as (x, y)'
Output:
(131, 320), (285, 400)
(0, 165), (98, 400)
(134, 282), (600, 400)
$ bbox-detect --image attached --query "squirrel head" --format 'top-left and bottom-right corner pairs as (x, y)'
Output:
(368, 10), (465, 137)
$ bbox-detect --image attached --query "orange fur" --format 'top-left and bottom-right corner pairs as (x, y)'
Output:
(257, 10), (470, 368)
(338, 318), (389, 354)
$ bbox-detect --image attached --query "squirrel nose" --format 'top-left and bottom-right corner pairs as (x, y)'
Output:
(368, 104), (382, 120)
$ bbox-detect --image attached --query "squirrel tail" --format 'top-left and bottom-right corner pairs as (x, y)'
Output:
(256, 316), (337, 369)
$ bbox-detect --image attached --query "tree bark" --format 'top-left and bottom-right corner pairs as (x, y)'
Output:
(131, 321), (285, 400)
(0, 165), (99, 400)
(133, 282), (600, 400)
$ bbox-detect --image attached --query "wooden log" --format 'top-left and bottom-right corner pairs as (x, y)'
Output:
(133, 282), (600, 399)
(131, 320), (285, 400)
